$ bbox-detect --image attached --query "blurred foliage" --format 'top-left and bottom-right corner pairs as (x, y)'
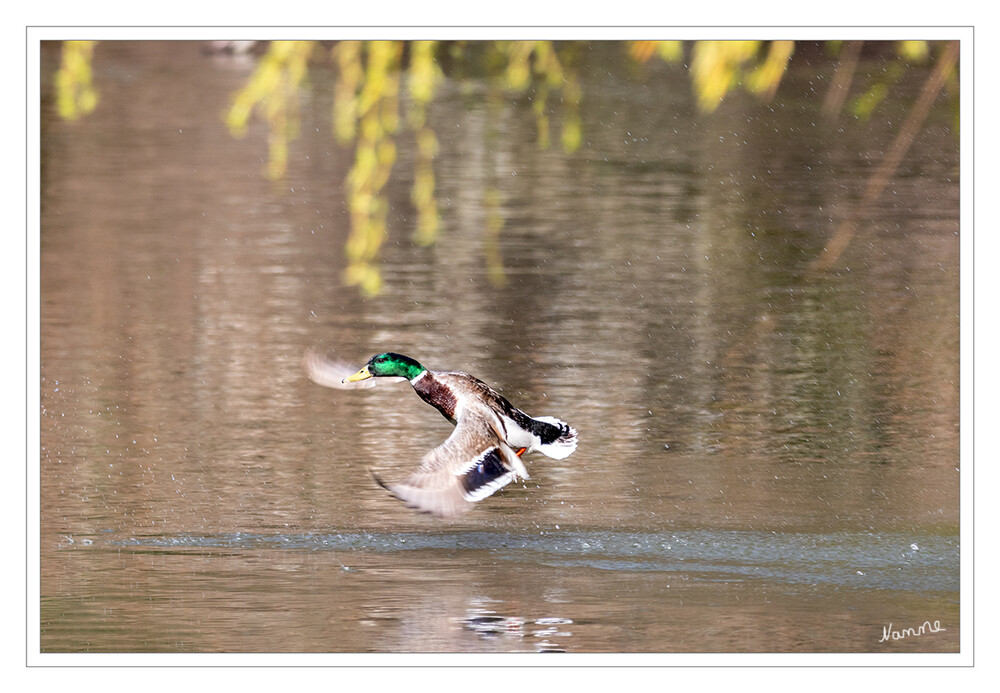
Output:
(497, 41), (584, 152)
(225, 40), (314, 180)
(848, 40), (934, 120)
(330, 41), (404, 295)
(55, 41), (99, 120)
(687, 41), (796, 112)
(406, 41), (442, 248)
(629, 40), (683, 63)
(483, 189), (507, 288)
(55, 39), (958, 294)
(324, 39), (587, 293)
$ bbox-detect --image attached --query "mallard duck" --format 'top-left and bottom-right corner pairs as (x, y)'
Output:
(303, 350), (578, 518)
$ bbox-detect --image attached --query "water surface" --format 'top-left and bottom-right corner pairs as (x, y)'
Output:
(40, 41), (960, 653)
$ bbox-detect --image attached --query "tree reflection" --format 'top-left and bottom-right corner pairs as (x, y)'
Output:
(55, 40), (98, 120)
(54, 39), (960, 295)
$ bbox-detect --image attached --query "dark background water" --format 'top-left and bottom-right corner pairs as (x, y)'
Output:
(39, 41), (959, 653)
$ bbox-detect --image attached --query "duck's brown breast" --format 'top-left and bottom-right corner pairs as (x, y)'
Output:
(412, 372), (460, 421)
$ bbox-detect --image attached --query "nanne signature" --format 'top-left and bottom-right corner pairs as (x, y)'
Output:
(879, 620), (946, 643)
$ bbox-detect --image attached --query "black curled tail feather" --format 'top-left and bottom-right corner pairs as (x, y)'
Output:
(506, 408), (568, 445)
(531, 416), (578, 459)
(534, 418), (571, 445)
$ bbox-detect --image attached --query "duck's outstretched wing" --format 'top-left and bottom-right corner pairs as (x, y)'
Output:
(302, 349), (404, 390)
(372, 409), (529, 518)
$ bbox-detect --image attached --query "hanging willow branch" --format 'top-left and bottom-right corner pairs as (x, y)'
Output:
(810, 40), (959, 272)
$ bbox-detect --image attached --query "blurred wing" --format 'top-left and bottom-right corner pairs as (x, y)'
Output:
(372, 410), (524, 518)
(302, 348), (404, 390)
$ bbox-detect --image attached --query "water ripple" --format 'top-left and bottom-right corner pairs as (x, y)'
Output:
(102, 528), (958, 593)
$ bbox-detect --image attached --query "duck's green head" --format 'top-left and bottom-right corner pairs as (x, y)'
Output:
(344, 352), (426, 383)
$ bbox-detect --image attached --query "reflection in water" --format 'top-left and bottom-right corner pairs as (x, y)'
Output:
(39, 42), (959, 653)
(42, 527), (957, 653)
(459, 613), (573, 653)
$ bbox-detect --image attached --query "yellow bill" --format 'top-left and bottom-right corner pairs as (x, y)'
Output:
(343, 365), (373, 383)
